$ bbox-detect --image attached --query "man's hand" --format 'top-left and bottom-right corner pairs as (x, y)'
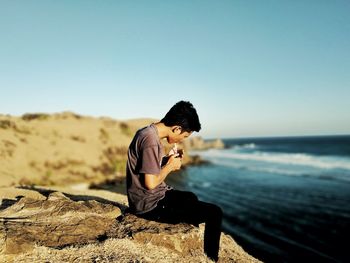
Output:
(168, 143), (184, 158)
(168, 145), (177, 156)
(144, 154), (182, 190)
(167, 154), (182, 171)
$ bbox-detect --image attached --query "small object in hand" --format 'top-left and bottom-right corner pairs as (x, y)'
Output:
(161, 155), (170, 167)
(176, 149), (184, 158)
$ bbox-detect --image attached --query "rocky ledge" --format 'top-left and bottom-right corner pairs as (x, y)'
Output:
(0, 186), (261, 263)
(183, 137), (225, 151)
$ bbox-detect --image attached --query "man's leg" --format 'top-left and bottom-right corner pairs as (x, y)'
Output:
(139, 190), (223, 261)
(140, 189), (201, 225)
(198, 201), (223, 261)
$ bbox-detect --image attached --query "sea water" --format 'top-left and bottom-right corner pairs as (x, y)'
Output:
(166, 135), (350, 263)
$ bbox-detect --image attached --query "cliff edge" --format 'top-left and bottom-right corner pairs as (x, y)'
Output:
(0, 186), (261, 263)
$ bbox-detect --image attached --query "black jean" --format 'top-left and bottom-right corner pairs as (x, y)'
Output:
(138, 189), (223, 261)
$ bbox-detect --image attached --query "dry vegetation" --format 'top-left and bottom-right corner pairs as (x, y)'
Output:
(0, 112), (156, 188)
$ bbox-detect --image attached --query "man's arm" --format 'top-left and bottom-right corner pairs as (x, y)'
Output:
(144, 154), (181, 190)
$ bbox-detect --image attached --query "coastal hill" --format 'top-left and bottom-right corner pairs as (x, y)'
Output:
(0, 112), (224, 187)
(0, 112), (154, 187)
(0, 112), (260, 262)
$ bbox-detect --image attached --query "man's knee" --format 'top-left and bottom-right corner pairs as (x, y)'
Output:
(208, 203), (222, 216)
(174, 190), (198, 203)
(187, 191), (199, 202)
(201, 202), (223, 220)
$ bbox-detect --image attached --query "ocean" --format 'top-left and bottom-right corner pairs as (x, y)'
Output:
(165, 135), (350, 263)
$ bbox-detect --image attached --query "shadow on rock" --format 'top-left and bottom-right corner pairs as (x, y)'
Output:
(16, 185), (128, 212)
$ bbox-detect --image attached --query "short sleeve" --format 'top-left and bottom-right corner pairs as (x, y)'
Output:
(139, 145), (161, 175)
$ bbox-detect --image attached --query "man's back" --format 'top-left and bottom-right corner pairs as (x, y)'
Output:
(126, 124), (171, 214)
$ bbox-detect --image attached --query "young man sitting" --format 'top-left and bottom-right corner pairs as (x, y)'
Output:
(126, 100), (223, 262)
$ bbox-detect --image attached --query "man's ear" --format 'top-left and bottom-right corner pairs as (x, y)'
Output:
(172, 126), (182, 134)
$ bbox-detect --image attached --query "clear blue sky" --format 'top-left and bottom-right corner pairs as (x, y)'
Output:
(1, 1), (349, 138)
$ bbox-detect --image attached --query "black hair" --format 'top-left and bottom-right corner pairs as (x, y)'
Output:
(160, 101), (201, 132)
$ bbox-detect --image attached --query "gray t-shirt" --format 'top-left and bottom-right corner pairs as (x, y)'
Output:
(126, 124), (172, 214)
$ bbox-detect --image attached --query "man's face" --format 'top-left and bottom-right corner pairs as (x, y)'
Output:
(168, 126), (192, 144)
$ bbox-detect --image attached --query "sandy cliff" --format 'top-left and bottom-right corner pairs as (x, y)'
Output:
(0, 112), (154, 187)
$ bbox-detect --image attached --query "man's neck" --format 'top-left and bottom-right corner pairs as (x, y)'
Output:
(153, 122), (169, 140)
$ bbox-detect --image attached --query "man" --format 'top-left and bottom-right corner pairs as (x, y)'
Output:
(126, 100), (223, 261)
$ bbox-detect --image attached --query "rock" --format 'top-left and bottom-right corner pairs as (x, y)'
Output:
(108, 213), (203, 255)
(0, 191), (121, 254)
(210, 138), (225, 149)
(0, 186), (262, 262)
(183, 137), (225, 151)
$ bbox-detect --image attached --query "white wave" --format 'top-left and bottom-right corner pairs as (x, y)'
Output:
(195, 149), (350, 170)
(211, 159), (308, 176)
(202, 182), (212, 188)
(211, 158), (350, 182)
(187, 181), (212, 188)
(232, 143), (257, 150)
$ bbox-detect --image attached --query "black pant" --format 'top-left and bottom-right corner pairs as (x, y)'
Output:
(138, 189), (223, 261)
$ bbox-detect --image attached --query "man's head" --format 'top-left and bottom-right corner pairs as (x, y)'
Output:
(161, 101), (201, 144)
